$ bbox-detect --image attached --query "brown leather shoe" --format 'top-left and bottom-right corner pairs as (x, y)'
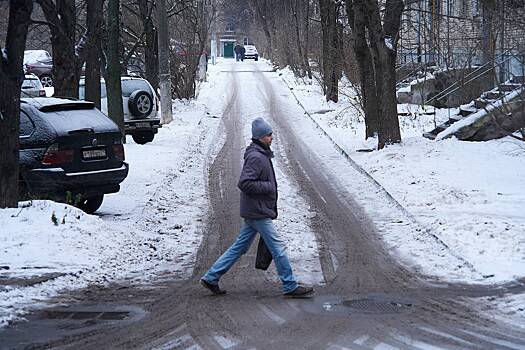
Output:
(200, 279), (227, 295)
(284, 285), (314, 298)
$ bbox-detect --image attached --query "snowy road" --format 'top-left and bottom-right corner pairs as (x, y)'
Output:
(2, 60), (525, 349)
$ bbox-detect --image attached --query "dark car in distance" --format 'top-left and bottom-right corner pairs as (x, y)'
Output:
(19, 97), (129, 213)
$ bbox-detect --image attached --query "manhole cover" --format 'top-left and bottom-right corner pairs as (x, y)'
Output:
(42, 310), (130, 321)
(342, 299), (411, 314)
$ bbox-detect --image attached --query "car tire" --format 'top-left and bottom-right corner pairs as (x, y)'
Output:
(132, 131), (155, 145)
(78, 195), (104, 214)
(254, 56), (259, 61)
(40, 74), (53, 87)
(128, 90), (153, 118)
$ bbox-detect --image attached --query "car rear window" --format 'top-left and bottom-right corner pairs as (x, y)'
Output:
(40, 108), (115, 133)
(121, 80), (152, 97)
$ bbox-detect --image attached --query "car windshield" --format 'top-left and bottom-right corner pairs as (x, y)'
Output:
(22, 79), (41, 89)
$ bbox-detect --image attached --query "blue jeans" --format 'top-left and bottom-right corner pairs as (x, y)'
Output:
(202, 218), (298, 293)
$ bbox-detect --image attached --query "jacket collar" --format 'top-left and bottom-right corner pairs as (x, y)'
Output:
(251, 139), (274, 158)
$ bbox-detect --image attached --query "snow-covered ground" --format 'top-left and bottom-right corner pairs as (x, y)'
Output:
(1, 59), (524, 327)
(277, 65), (525, 321)
(278, 66), (525, 283)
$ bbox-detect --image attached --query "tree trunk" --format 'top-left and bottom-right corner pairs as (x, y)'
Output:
(0, 0), (33, 208)
(481, 0), (496, 84)
(347, 0), (379, 138)
(303, 0), (312, 79)
(139, 0), (159, 92)
(319, 0), (340, 102)
(364, 0), (402, 149)
(37, 0), (79, 98)
(106, 0), (125, 138)
(252, 0), (273, 59)
(85, 0), (104, 109)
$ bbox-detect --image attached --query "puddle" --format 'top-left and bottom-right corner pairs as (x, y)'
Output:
(297, 294), (415, 316)
(0, 304), (147, 349)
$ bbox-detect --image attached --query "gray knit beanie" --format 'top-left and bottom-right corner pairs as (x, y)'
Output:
(251, 117), (273, 139)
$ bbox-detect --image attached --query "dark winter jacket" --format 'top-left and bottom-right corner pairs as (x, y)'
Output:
(238, 140), (278, 219)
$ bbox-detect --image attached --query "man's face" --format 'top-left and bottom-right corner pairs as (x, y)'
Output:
(259, 132), (273, 146)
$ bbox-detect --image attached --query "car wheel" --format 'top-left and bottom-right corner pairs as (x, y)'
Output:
(40, 74), (53, 87)
(128, 90), (153, 117)
(254, 56), (259, 61)
(78, 195), (104, 214)
(132, 131), (155, 144)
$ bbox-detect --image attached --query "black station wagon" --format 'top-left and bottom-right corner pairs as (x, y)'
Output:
(19, 97), (129, 213)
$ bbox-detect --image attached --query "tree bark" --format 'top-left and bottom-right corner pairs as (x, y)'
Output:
(319, 0), (340, 102)
(345, 0), (402, 148)
(37, 0), (79, 98)
(106, 0), (125, 137)
(252, 0), (273, 59)
(481, 0), (496, 83)
(364, 0), (402, 149)
(85, 0), (104, 109)
(347, 0), (379, 138)
(0, 0), (33, 208)
(139, 0), (159, 92)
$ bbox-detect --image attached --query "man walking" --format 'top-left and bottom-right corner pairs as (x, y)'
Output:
(200, 117), (314, 298)
(234, 43), (243, 61)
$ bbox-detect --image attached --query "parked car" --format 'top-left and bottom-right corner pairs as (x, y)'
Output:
(24, 50), (54, 87)
(21, 74), (46, 97)
(78, 77), (161, 144)
(19, 97), (129, 213)
(243, 45), (259, 61)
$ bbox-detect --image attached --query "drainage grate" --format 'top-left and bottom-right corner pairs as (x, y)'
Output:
(342, 299), (411, 314)
(43, 310), (130, 321)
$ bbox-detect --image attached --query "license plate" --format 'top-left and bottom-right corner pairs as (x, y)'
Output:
(136, 122), (150, 128)
(82, 149), (107, 159)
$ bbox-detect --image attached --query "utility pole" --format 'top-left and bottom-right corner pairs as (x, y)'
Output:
(157, 0), (173, 124)
(210, 0), (217, 65)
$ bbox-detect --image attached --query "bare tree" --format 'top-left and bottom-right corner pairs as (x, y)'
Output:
(319, 0), (342, 102)
(346, 0), (379, 138)
(138, 0), (159, 91)
(169, 0), (210, 99)
(0, 0), (33, 208)
(35, 0), (81, 98)
(84, 0), (104, 109)
(345, 0), (403, 149)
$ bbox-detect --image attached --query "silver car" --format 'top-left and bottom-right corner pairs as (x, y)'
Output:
(21, 74), (46, 97)
(79, 77), (161, 144)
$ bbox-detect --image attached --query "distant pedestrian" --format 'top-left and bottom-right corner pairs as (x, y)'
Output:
(200, 117), (314, 298)
(240, 45), (246, 61)
(234, 44), (243, 62)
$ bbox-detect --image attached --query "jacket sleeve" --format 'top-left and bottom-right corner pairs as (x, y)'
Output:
(238, 156), (275, 195)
